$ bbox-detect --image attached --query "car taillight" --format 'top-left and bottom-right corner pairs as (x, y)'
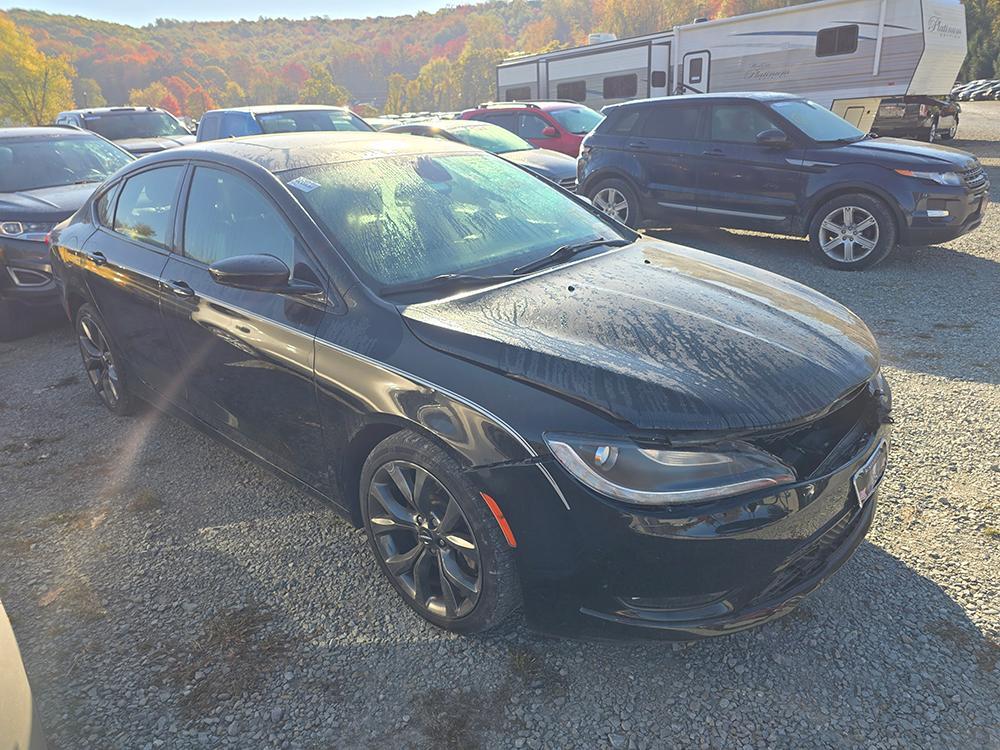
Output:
(919, 104), (929, 118)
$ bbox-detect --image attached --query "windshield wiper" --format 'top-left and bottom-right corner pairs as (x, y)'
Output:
(512, 237), (630, 276)
(380, 272), (516, 298)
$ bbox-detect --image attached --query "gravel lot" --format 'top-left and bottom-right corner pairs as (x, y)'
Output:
(1, 102), (998, 750)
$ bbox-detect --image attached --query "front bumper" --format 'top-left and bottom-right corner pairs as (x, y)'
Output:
(475, 423), (889, 640)
(0, 237), (60, 310)
(900, 181), (990, 246)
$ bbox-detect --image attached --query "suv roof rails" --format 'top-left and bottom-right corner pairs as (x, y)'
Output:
(475, 101), (541, 110)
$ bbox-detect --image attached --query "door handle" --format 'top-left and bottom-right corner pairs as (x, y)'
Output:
(86, 251), (107, 266)
(702, 148), (724, 156)
(628, 141), (649, 150)
(167, 280), (196, 298)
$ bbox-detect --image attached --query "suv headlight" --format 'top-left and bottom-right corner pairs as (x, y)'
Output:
(544, 434), (796, 506)
(0, 221), (56, 241)
(894, 169), (962, 186)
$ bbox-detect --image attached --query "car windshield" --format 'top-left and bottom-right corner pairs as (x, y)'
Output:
(0, 136), (133, 192)
(83, 111), (190, 140)
(769, 99), (864, 142)
(550, 106), (604, 135)
(257, 110), (373, 134)
(284, 152), (625, 290)
(444, 123), (534, 154)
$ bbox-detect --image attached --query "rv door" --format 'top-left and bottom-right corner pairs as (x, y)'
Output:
(681, 51), (710, 94)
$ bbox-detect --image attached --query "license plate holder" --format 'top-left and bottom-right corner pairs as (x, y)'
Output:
(853, 440), (888, 508)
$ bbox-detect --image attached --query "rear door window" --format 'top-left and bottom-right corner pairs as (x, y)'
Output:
(113, 166), (184, 249)
(477, 113), (518, 133)
(641, 104), (704, 140)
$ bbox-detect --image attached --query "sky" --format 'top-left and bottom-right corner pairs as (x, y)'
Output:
(1, 1), (456, 26)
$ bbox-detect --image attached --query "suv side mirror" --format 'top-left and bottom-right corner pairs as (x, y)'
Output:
(756, 128), (790, 148)
(541, 125), (558, 137)
(209, 254), (317, 294)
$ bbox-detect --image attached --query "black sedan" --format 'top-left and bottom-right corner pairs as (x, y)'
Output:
(0, 127), (133, 339)
(50, 133), (891, 638)
(384, 119), (579, 190)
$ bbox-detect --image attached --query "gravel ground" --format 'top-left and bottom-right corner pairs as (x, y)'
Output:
(1, 103), (998, 750)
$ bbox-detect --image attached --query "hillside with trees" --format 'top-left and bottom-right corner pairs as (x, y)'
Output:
(1, 0), (999, 124)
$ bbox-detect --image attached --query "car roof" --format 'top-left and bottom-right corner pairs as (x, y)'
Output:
(0, 125), (94, 141)
(58, 106), (167, 116)
(203, 105), (353, 116)
(388, 119), (487, 132)
(606, 92), (801, 111)
(130, 131), (481, 173)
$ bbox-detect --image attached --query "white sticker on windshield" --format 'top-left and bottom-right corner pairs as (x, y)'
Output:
(287, 176), (320, 192)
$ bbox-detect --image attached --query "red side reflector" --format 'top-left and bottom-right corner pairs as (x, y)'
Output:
(480, 492), (517, 548)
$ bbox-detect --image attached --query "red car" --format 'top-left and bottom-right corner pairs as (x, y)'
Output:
(460, 101), (603, 157)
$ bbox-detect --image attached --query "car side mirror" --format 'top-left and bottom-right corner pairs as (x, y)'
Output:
(209, 254), (317, 294)
(541, 126), (558, 137)
(755, 128), (790, 148)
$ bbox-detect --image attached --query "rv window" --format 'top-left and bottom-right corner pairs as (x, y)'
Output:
(641, 104), (703, 140)
(556, 81), (587, 102)
(688, 58), (703, 84)
(603, 74), (638, 100)
(815, 25), (859, 57)
(505, 87), (531, 101)
(651, 71), (667, 89)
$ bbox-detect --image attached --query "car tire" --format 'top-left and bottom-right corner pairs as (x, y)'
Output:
(808, 194), (897, 271)
(360, 430), (520, 634)
(75, 302), (136, 416)
(588, 178), (643, 228)
(940, 117), (958, 140)
(0, 298), (23, 342)
(926, 117), (940, 142)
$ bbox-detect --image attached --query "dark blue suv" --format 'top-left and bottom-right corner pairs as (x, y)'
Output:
(578, 93), (989, 269)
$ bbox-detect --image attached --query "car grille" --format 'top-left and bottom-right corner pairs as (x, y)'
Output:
(559, 177), (578, 192)
(961, 164), (988, 191)
(750, 504), (868, 605)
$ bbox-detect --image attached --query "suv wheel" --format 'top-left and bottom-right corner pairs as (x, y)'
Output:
(589, 178), (642, 228)
(808, 194), (897, 270)
(360, 430), (520, 634)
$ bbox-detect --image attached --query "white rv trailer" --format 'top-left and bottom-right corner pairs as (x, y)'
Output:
(496, 0), (967, 131)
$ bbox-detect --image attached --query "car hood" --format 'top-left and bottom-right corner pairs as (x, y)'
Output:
(401, 241), (880, 434)
(837, 137), (977, 169)
(116, 134), (195, 154)
(0, 182), (96, 222)
(501, 148), (578, 181)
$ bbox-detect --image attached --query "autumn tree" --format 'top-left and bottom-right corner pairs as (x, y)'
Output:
(385, 73), (407, 114)
(518, 17), (558, 53)
(185, 87), (215, 118)
(158, 92), (180, 115)
(129, 81), (170, 107)
(73, 77), (106, 108)
(299, 67), (351, 106)
(455, 45), (505, 107)
(218, 80), (246, 107)
(0, 14), (74, 125)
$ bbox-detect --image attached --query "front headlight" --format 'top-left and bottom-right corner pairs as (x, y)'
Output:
(544, 434), (796, 506)
(894, 169), (962, 186)
(0, 221), (56, 241)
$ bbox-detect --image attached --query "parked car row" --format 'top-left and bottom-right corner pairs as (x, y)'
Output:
(952, 79), (1000, 101)
(44, 130), (894, 640)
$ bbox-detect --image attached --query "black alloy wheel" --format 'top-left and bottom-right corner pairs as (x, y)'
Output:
(367, 460), (482, 618)
(360, 431), (519, 633)
(76, 303), (135, 415)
